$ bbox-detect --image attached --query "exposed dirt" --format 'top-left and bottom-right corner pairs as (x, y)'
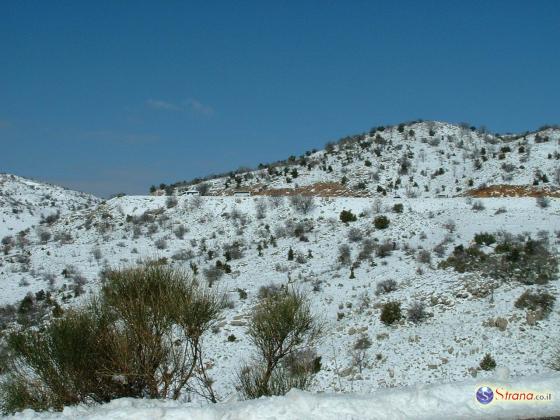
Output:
(217, 182), (370, 197)
(465, 184), (560, 198)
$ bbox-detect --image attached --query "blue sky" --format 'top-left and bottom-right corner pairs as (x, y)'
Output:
(1, 1), (559, 197)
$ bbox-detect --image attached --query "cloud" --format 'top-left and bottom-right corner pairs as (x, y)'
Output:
(144, 98), (214, 117)
(145, 99), (182, 112)
(186, 98), (214, 117)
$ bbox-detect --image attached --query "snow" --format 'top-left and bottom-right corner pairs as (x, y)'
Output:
(1, 121), (560, 416)
(12, 372), (560, 419)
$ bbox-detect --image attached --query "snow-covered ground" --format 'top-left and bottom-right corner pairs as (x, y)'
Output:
(0, 173), (99, 238)
(2, 194), (559, 399)
(12, 372), (560, 419)
(1, 121), (559, 417)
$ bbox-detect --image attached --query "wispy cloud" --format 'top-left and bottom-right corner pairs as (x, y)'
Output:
(186, 98), (214, 117)
(144, 98), (214, 117)
(145, 99), (182, 112)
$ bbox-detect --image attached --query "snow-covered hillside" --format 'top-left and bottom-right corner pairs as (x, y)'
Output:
(2, 193), (559, 399)
(170, 121), (560, 199)
(0, 173), (99, 238)
(1, 121), (559, 417)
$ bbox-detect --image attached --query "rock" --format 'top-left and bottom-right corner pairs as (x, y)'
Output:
(494, 317), (508, 331)
(339, 367), (354, 377)
(428, 364), (438, 370)
(230, 320), (247, 326)
(388, 368), (395, 378)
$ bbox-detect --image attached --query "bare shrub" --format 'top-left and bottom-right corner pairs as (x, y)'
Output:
(407, 301), (427, 324)
(155, 238), (167, 250)
(471, 201), (485, 211)
(347, 228), (363, 242)
(338, 244), (352, 266)
(375, 279), (397, 295)
(289, 195), (315, 214)
(536, 196), (550, 208)
(417, 249), (432, 264)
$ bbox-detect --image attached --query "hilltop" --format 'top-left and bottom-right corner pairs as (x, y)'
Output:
(163, 121), (560, 198)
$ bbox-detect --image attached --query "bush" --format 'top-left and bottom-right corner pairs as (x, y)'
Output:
(204, 266), (224, 287)
(374, 215), (390, 229)
(375, 279), (397, 295)
(474, 232), (496, 246)
(174, 225), (187, 239)
(407, 301), (427, 324)
(165, 196), (178, 208)
(514, 290), (556, 318)
(417, 249), (431, 264)
(338, 244), (351, 266)
(339, 210), (357, 223)
(238, 289), (321, 399)
(375, 240), (394, 258)
(1, 265), (225, 413)
(471, 201), (485, 211)
(289, 195), (315, 215)
(347, 227), (363, 242)
(439, 233), (558, 285)
(392, 203), (404, 213)
(479, 353), (496, 371)
(380, 301), (402, 325)
(536, 196), (550, 208)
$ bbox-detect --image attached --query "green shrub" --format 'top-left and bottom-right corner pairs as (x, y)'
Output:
(439, 234), (558, 285)
(339, 210), (357, 223)
(380, 301), (401, 325)
(474, 232), (496, 246)
(514, 290), (556, 318)
(479, 353), (496, 371)
(238, 289), (322, 399)
(1, 264), (224, 414)
(392, 203), (404, 213)
(374, 215), (390, 229)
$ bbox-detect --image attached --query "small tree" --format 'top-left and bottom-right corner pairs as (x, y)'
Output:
(339, 210), (357, 223)
(238, 289), (322, 399)
(374, 215), (390, 229)
(479, 353), (496, 371)
(288, 247), (294, 261)
(380, 301), (401, 325)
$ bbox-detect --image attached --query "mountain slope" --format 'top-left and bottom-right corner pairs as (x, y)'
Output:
(170, 121), (560, 198)
(0, 173), (100, 238)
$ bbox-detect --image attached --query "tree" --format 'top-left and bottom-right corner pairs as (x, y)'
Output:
(288, 247), (294, 261)
(339, 210), (357, 223)
(238, 289), (322, 399)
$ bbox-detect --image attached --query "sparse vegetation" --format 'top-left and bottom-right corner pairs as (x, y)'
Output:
(1, 265), (225, 413)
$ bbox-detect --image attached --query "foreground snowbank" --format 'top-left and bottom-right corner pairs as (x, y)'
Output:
(12, 371), (560, 419)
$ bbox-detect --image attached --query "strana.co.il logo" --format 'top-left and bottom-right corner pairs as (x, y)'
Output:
(476, 386), (494, 404)
(476, 385), (552, 405)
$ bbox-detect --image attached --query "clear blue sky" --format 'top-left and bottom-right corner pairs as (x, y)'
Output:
(1, 1), (559, 197)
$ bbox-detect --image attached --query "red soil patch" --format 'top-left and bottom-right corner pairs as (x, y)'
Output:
(465, 184), (560, 198)
(220, 182), (370, 197)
